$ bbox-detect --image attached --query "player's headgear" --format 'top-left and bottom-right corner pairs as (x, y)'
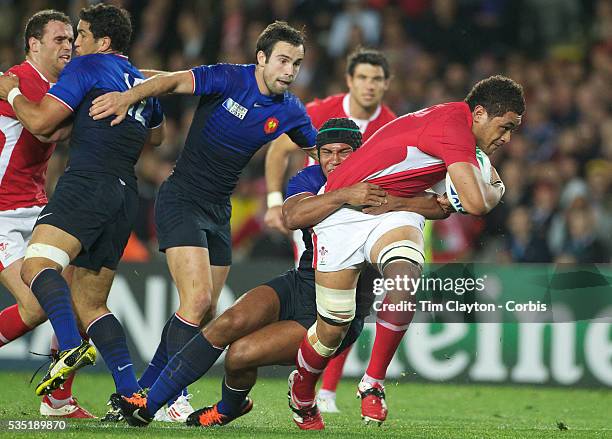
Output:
(316, 118), (362, 154)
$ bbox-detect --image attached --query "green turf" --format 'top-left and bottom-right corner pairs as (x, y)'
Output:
(0, 371), (610, 438)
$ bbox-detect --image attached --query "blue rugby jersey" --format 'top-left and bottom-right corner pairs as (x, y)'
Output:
(48, 53), (163, 187)
(169, 63), (316, 203)
(285, 165), (326, 273)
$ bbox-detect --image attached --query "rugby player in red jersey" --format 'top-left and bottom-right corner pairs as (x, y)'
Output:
(288, 76), (525, 430)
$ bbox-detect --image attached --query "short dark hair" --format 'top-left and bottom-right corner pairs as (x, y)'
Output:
(79, 4), (132, 54)
(24, 10), (71, 54)
(255, 21), (305, 61)
(346, 47), (391, 79)
(465, 75), (525, 117)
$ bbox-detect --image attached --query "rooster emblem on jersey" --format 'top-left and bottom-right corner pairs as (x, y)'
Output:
(264, 117), (279, 134)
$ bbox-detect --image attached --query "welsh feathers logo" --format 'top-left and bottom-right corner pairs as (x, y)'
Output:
(0, 242), (7, 252)
(264, 117), (279, 134)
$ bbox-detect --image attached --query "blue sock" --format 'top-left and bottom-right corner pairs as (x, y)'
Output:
(138, 317), (171, 390)
(147, 332), (223, 414)
(87, 313), (140, 396)
(217, 377), (251, 417)
(165, 313), (199, 403)
(30, 268), (81, 351)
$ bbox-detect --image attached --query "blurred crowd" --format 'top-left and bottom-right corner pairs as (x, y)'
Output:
(0, 0), (609, 263)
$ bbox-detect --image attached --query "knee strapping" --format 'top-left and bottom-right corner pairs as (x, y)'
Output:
(307, 324), (338, 357)
(377, 240), (424, 272)
(315, 284), (356, 324)
(24, 244), (70, 270)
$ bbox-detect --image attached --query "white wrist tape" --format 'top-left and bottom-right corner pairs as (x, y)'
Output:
(267, 191), (284, 208)
(7, 87), (22, 107)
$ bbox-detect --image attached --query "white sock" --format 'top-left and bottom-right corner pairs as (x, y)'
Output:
(318, 389), (336, 399)
(362, 373), (385, 387)
(47, 395), (72, 408)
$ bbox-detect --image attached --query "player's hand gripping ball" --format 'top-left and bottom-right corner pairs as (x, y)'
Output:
(445, 148), (491, 214)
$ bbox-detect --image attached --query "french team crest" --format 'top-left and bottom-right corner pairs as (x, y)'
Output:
(264, 117), (279, 134)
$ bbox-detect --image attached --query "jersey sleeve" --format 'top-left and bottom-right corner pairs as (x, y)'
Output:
(149, 98), (164, 129)
(424, 111), (478, 167)
(285, 165), (326, 199)
(286, 102), (317, 149)
(47, 57), (96, 112)
(190, 64), (230, 96)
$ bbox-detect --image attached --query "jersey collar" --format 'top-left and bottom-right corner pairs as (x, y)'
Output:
(25, 60), (51, 85)
(343, 93), (381, 122)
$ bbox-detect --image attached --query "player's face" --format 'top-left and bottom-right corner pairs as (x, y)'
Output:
(36, 21), (73, 77)
(472, 107), (522, 155)
(260, 42), (304, 95)
(74, 20), (103, 56)
(319, 143), (354, 176)
(346, 64), (389, 110)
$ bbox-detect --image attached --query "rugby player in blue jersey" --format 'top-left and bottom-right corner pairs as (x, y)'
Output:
(0, 4), (164, 405)
(89, 21), (318, 421)
(112, 118), (451, 427)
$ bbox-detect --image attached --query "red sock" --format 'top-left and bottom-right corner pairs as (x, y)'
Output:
(365, 320), (408, 380)
(50, 373), (74, 401)
(294, 336), (331, 406)
(320, 346), (351, 392)
(0, 304), (33, 347)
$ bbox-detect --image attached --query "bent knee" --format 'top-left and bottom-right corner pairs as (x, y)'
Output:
(205, 310), (249, 346)
(225, 340), (257, 372)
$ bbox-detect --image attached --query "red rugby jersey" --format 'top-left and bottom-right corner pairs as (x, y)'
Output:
(0, 61), (56, 210)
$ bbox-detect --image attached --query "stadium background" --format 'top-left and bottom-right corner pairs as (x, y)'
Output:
(0, 0), (610, 398)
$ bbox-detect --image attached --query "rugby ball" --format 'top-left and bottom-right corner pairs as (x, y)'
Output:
(445, 148), (491, 214)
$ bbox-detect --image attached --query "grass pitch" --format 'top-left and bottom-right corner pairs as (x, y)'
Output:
(0, 371), (610, 438)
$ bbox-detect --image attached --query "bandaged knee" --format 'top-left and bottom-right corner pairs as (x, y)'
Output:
(24, 243), (70, 270)
(315, 284), (356, 325)
(307, 324), (338, 357)
(377, 240), (424, 272)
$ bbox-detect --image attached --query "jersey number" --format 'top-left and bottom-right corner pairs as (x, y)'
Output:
(123, 74), (146, 127)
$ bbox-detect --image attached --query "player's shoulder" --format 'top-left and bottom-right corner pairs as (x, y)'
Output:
(203, 62), (253, 78)
(282, 91), (309, 115)
(288, 165), (325, 196)
(60, 54), (100, 74)
(8, 61), (45, 82)
(307, 94), (344, 110)
(292, 164), (325, 183)
(429, 101), (470, 120)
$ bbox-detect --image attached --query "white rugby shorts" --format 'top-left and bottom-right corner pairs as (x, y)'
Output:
(0, 205), (43, 271)
(312, 207), (425, 272)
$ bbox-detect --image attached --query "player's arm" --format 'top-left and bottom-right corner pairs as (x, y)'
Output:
(362, 192), (452, 219)
(0, 74), (71, 136)
(447, 162), (504, 216)
(264, 134), (300, 232)
(146, 119), (165, 146)
(283, 182), (387, 230)
(34, 120), (73, 143)
(89, 70), (194, 126)
(140, 69), (168, 78)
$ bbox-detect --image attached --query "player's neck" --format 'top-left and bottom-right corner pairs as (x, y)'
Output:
(25, 56), (58, 83)
(348, 95), (377, 120)
(254, 67), (271, 96)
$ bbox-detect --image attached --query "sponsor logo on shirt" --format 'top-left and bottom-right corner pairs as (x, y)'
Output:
(222, 98), (248, 120)
(264, 117), (279, 134)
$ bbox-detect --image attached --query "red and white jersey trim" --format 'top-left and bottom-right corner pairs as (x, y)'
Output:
(364, 146), (444, 181)
(342, 93), (381, 134)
